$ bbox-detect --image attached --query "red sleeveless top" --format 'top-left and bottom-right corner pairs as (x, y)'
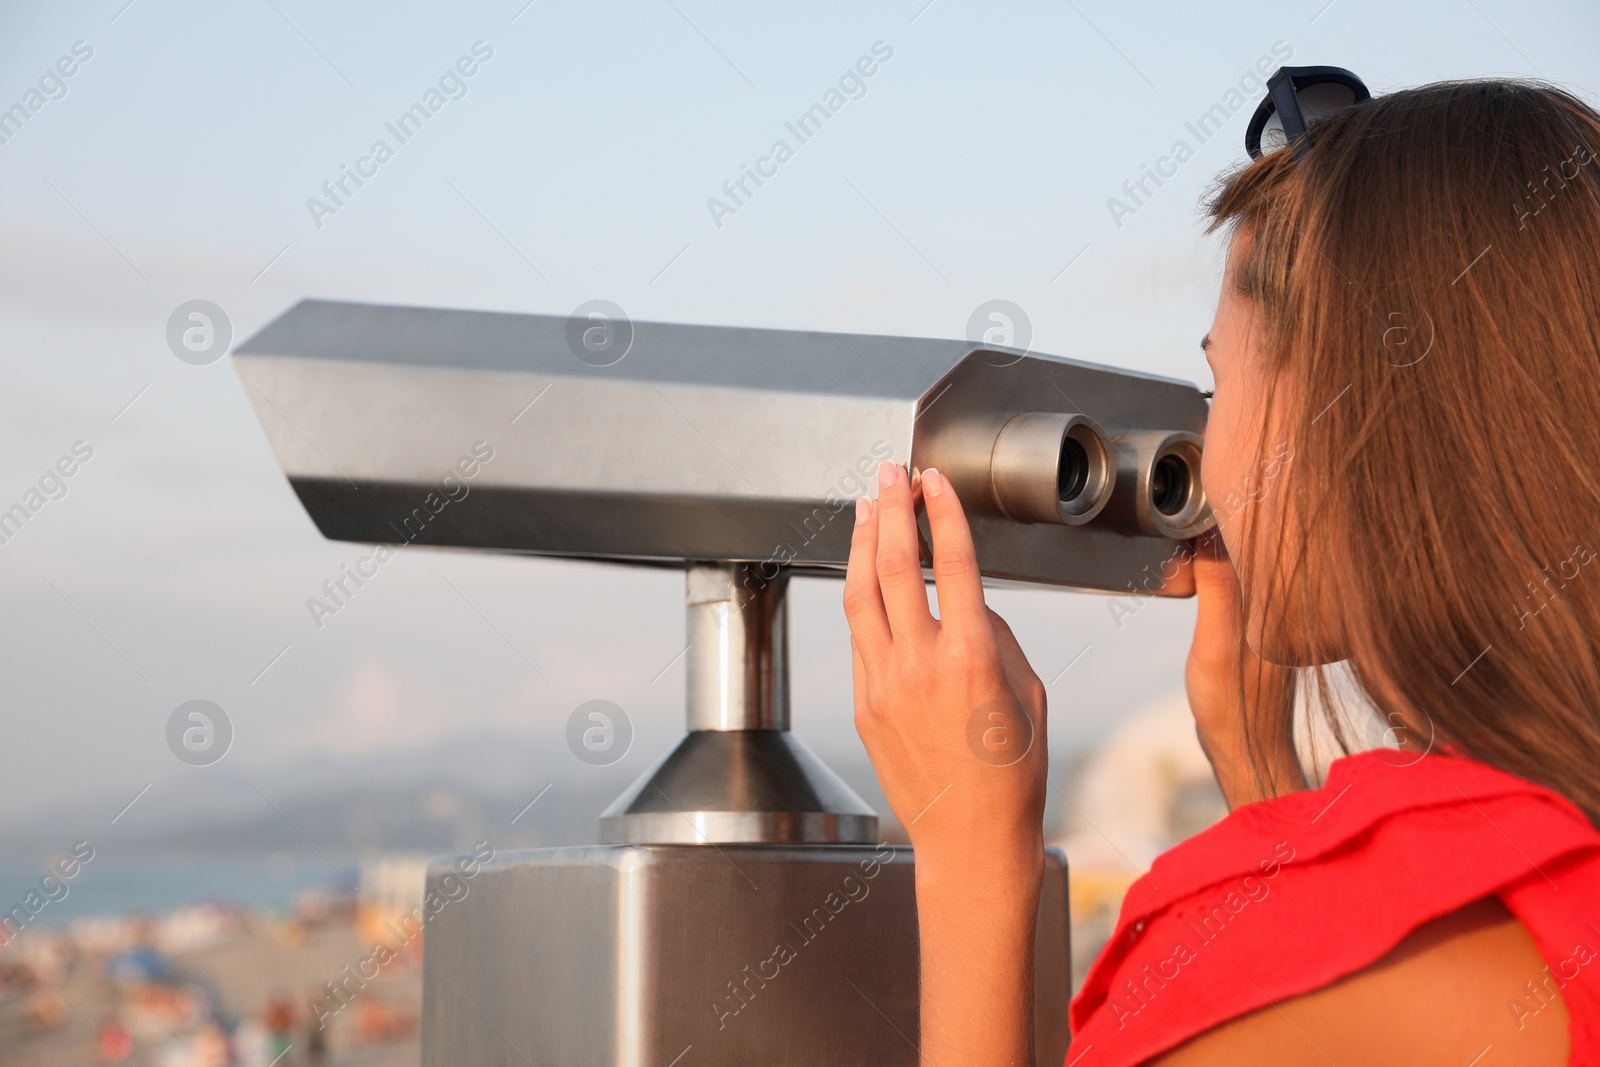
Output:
(1067, 750), (1600, 1065)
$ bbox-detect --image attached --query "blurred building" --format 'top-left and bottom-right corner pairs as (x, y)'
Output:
(356, 852), (431, 951)
(1053, 692), (1224, 929)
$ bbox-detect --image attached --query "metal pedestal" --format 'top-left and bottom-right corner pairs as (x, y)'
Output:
(421, 844), (1071, 1066)
(420, 562), (1073, 1064)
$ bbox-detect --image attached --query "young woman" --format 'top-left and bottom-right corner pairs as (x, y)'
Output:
(845, 76), (1600, 1065)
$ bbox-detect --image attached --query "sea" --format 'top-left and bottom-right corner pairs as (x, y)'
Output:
(0, 853), (357, 928)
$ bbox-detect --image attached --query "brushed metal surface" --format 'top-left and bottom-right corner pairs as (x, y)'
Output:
(908, 340), (1212, 594)
(603, 563), (877, 846)
(233, 301), (1157, 1057)
(989, 412), (1114, 525)
(421, 844), (1072, 1066)
(1102, 429), (1209, 539)
(598, 730), (878, 845)
(233, 299), (1211, 593)
(685, 563), (787, 732)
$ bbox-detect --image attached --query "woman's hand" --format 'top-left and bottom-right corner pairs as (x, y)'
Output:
(1183, 531), (1306, 808)
(845, 461), (1048, 860)
(845, 461), (1044, 1067)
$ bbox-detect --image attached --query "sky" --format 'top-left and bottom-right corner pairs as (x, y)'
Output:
(0, 0), (1596, 846)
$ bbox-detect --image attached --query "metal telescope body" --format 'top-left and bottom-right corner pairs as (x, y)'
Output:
(235, 300), (1212, 1066)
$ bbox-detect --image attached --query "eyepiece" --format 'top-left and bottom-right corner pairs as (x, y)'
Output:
(989, 412), (1114, 525)
(1102, 429), (1214, 539)
(1057, 435), (1090, 505)
(922, 411), (1114, 526)
(1150, 453), (1190, 516)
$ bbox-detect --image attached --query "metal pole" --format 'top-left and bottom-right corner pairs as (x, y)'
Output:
(685, 562), (788, 732)
(598, 563), (875, 845)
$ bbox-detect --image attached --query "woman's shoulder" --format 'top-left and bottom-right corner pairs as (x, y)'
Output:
(1130, 748), (1596, 902)
(1147, 894), (1571, 1064)
(1066, 750), (1600, 1066)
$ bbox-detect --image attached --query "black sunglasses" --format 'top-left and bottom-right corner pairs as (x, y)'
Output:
(1245, 65), (1371, 160)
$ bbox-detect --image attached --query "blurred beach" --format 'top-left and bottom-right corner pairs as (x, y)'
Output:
(2, 863), (421, 1067)
(0, 687), (1289, 1067)
(0, 680), (1379, 1066)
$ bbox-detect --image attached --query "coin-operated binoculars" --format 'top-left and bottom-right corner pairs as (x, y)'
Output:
(234, 300), (1212, 1066)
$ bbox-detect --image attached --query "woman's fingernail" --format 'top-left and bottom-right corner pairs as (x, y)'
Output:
(924, 468), (944, 496)
(878, 460), (901, 488)
(855, 496), (873, 525)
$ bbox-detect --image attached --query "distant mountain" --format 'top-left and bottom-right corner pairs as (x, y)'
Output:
(0, 726), (903, 860)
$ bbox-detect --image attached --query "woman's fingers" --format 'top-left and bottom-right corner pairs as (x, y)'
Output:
(874, 461), (937, 644)
(908, 468), (932, 565)
(843, 496), (892, 661)
(1190, 530), (1243, 638)
(921, 468), (987, 631)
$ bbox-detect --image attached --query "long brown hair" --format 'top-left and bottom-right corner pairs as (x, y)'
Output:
(1207, 79), (1600, 822)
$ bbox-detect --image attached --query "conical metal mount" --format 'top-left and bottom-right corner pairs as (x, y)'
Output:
(599, 563), (877, 845)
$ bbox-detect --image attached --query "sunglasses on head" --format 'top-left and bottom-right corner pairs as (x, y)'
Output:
(1245, 65), (1371, 160)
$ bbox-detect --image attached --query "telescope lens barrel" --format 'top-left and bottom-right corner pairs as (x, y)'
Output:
(922, 411), (1213, 539)
(1057, 435), (1090, 504)
(1102, 429), (1214, 539)
(1151, 453), (1189, 516)
(989, 412), (1114, 526)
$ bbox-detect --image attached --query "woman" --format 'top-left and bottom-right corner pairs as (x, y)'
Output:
(845, 77), (1600, 1064)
